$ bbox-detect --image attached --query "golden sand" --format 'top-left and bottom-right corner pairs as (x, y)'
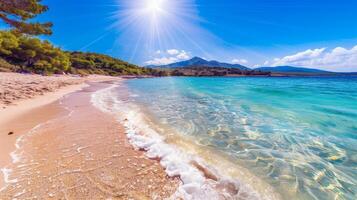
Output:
(0, 82), (179, 199)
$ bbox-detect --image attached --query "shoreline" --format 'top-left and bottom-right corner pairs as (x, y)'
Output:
(0, 83), (88, 189)
(92, 80), (282, 200)
(0, 73), (122, 190)
(1, 73), (282, 199)
(0, 80), (179, 199)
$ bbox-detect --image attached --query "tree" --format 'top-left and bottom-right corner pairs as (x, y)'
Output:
(0, 30), (161, 76)
(0, 31), (71, 73)
(0, 31), (19, 55)
(0, 0), (52, 35)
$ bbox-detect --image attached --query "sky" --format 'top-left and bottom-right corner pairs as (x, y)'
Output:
(32, 0), (357, 71)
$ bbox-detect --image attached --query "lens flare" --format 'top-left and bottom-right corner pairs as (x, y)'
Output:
(111, 0), (218, 63)
(146, 0), (164, 13)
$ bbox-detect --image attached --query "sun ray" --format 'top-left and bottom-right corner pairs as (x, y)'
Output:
(111, 0), (220, 63)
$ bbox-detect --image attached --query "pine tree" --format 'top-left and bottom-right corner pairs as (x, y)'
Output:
(0, 0), (52, 35)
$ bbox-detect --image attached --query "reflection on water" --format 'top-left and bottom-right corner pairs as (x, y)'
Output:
(120, 77), (357, 200)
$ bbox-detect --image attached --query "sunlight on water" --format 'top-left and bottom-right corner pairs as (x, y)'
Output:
(118, 77), (357, 200)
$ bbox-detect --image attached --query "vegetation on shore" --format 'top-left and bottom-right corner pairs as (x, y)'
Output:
(69, 52), (167, 76)
(0, 30), (163, 75)
(169, 66), (271, 76)
(0, 31), (70, 74)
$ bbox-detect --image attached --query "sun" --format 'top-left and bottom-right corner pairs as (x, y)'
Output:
(146, 0), (164, 13)
(113, 0), (209, 61)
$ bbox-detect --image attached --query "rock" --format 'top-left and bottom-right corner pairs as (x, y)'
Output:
(8, 131), (14, 135)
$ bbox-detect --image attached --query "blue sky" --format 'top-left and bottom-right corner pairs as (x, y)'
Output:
(33, 0), (357, 71)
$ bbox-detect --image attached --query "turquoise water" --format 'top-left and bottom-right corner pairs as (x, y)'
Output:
(120, 77), (357, 199)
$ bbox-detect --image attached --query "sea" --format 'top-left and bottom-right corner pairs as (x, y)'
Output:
(92, 76), (357, 200)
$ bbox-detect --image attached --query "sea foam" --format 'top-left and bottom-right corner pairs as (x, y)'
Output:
(0, 94), (75, 192)
(91, 83), (269, 200)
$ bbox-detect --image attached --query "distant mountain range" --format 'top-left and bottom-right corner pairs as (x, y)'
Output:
(149, 57), (356, 76)
(254, 66), (332, 74)
(151, 57), (250, 71)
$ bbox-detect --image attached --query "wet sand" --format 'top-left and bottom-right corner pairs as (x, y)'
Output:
(0, 82), (179, 199)
(0, 73), (122, 186)
(0, 99), (67, 189)
(0, 82), (88, 189)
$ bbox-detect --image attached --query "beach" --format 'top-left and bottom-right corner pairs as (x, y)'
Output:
(0, 73), (179, 199)
(2, 74), (355, 199)
(0, 72), (112, 175)
(0, 73), (294, 200)
(1, 0), (355, 199)
(0, 73), (277, 200)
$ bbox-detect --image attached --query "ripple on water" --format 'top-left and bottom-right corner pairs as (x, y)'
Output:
(115, 77), (357, 199)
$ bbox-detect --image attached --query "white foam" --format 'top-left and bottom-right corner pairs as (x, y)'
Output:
(0, 168), (18, 192)
(10, 151), (22, 164)
(91, 84), (271, 200)
(1, 97), (76, 191)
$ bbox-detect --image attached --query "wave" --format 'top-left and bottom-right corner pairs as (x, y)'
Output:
(91, 82), (279, 200)
(0, 95), (75, 192)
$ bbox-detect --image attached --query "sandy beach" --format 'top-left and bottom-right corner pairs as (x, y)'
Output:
(0, 73), (284, 199)
(0, 73), (112, 175)
(0, 73), (179, 199)
(0, 72), (87, 187)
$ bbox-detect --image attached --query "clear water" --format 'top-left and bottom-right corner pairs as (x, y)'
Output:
(120, 77), (357, 200)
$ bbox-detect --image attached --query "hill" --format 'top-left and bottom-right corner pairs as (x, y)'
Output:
(0, 30), (165, 76)
(153, 57), (250, 70)
(255, 66), (332, 74)
(69, 52), (159, 76)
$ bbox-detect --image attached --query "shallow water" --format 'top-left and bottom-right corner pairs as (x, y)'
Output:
(115, 76), (357, 200)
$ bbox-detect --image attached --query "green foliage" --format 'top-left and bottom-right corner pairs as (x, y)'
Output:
(0, 31), (19, 55)
(0, 30), (70, 73)
(0, 31), (166, 76)
(0, 0), (52, 35)
(69, 52), (158, 76)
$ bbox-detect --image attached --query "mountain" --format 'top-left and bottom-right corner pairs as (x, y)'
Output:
(152, 57), (250, 70)
(255, 66), (332, 74)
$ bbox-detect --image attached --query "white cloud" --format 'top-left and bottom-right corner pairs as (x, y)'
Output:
(145, 57), (179, 65)
(272, 48), (326, 66)
(232, 59), (248, 64)
(145, 49), (191, 65)
(155, 50), (162, 54)
(177, 50), (190, 60)
(270, 45), (357, 72)
(167, 49), (180, 55)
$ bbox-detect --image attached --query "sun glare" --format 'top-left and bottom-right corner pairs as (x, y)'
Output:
(113, 0), (213, 61)
(146, 0), (164, 13)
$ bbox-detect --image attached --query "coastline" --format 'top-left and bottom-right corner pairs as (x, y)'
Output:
(0, 73), (123, 189)
(92, 80), (282, 200)
(1, 73), (283, 199)
(0, 79), (179, 199)
(0, 82), (88, 188)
